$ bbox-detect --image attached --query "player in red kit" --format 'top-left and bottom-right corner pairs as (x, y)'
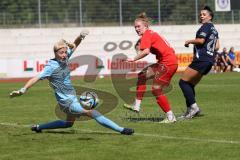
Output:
(124, 12), (178, 123)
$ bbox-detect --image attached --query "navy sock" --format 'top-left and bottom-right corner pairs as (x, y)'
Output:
(179, 79), (196, 107)
(186, 100), (191, 108)
(190, 83), (195, 96)
(185, 84), (195, 107)
(38, 120), (74, 130)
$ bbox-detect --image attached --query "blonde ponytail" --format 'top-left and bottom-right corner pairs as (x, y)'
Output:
(135, 12), (150, 27)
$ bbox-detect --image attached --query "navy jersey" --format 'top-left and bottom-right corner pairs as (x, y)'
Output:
(194, 22), (219, 63)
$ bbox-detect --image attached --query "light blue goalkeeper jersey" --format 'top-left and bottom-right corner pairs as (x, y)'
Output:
(38, 48), (76, 106)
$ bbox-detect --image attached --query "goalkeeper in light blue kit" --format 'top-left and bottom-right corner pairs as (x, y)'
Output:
(10, 30), (134, 135)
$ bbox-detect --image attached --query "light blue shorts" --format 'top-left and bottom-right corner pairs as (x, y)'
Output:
(59, 96), (85, 116)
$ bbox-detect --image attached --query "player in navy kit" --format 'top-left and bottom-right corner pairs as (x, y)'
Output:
(179, 6), (220, 118)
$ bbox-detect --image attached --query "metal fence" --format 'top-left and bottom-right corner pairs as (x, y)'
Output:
(0, 0), (240, 28)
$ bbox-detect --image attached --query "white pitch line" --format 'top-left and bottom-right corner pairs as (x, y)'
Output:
(0, 122), (30, 128)
(134, 133), (240, 144)
(0, 122), (239, 144)
(72, 128), (240, 144)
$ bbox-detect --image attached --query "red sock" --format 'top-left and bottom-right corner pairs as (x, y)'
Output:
(156, 95), (171, 113)
(136, 85), (146, 100)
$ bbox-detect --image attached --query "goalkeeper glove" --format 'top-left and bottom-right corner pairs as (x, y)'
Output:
(80, 29), (89, 39)
(10, 88), (26, 98)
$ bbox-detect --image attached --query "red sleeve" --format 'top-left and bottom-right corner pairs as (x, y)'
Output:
(140, 30), (151, 50)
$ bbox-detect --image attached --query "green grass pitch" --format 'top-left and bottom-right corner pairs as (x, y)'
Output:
(0, 73), (240, 160)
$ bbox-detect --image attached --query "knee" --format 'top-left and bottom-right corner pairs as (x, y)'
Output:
(179, 79), (195, 89)
(179, 79), (184, 87)
(152, 84), (161, 90)
(179, 79), (187, 87)
(137, 75), (147, 85)
(89, 110), (102, 118)
(151, 85), (163, 97)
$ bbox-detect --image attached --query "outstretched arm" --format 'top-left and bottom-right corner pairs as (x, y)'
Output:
(63, 29), (89, 52)
(73, 29), (89, 50)
(126, 48), (150, 62)
(9, 76), (40, 98)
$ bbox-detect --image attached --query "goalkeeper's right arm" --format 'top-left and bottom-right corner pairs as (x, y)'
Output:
(9, 76), (40, 98)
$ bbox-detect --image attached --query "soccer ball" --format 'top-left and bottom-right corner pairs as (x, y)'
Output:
(79, 91), (99, 110)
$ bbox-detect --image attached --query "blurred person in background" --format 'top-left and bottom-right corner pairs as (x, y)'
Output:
(220, 47), (229, 72)
(226, 47), (236, 71)
(213, 50), (224, 73)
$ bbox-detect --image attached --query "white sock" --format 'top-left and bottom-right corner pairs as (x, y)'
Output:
(166, 110), (175, 120)
(190, 103), (199, 110)
(134, 99), (141, 111)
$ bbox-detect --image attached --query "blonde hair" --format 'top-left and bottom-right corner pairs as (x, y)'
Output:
(135, 12), (150, 27)
(53, 39), (68, 53)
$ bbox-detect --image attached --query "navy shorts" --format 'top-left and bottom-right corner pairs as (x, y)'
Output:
(188, 59), (213, 75)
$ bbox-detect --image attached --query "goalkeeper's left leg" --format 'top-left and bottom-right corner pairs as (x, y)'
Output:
(69, 99), (134, 135)
(69, 100), (124, 133)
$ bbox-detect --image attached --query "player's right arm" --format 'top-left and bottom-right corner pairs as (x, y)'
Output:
(184, 38), (205, 47)
(10, 61), (54, 98)
(23, 76), (40, 90)
(185, 24), (209, 47)
(9, 76), (40, 98)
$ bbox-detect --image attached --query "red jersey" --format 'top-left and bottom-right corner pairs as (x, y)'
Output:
(139, 29), (178, 65)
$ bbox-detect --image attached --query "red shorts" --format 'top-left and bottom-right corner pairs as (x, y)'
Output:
(150, 63), (178, 86)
